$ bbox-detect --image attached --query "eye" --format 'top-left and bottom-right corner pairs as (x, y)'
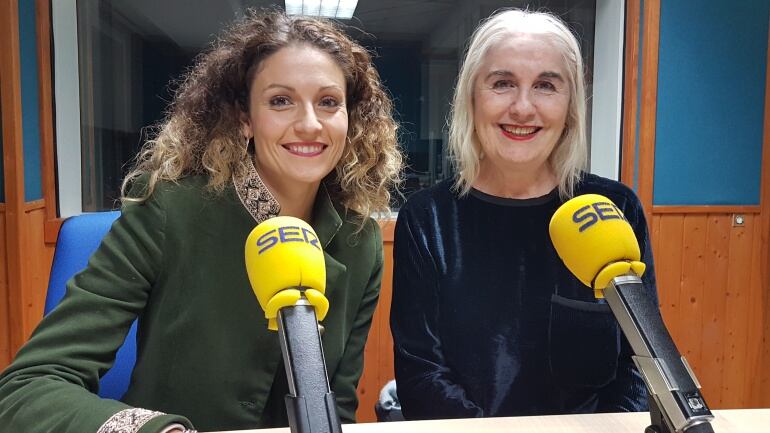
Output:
(269, 96), (291, 107)
(534, 81), (557, 93)
(491, 79), (515, 90)
(319, 96), (342, 108)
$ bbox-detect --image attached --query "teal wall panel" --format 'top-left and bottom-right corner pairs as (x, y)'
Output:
(653, 0), (768, 205)
(19, 0), (42, 201)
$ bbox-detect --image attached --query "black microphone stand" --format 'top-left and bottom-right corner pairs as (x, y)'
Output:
(605, 276), (715, 433)
(276, 293), (342, 433)
(645, 393), (714, 433)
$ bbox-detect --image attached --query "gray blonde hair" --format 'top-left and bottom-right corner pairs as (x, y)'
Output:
(448, 8), (587, 198)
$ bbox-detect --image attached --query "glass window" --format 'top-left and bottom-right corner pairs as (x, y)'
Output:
(58, 0), (601, 213)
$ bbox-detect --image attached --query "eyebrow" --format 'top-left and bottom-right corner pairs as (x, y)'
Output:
(264, 84), (295, 92)
(484, 70), (565, 82)
(263, 84), (344, 92)
(485, 70), (513, 80)
(539, 71), (565, 82)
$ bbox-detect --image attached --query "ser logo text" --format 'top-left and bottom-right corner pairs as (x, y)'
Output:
(256, 226), (321, 254)
(572, 202), (626, 232)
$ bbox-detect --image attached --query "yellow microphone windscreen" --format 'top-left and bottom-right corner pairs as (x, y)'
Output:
(549, 194), (643, 290)
(244, 216), (326, 314)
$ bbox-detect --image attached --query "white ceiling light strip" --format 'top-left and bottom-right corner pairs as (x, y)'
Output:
(284, 0), (358, 19)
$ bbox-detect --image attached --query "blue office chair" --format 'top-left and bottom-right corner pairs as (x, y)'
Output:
(43, 211), (137, 400)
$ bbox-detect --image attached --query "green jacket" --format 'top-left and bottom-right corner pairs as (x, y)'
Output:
(0, 176), (383, 433)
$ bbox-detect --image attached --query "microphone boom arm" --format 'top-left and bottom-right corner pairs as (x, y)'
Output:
(277, 293), (342, 433)
(604, 275), (714, 433)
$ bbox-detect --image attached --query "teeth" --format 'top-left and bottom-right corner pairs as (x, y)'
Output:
(287, 145), (324, 154)
(502, 125), (538, 136)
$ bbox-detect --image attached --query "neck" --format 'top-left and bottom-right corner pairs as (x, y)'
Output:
(257, 175), (320, 223)
(473, 161), (558, 199)
(276, 188), (318, 222)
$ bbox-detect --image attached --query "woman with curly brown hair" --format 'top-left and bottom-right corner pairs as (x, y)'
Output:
(0, 9), (402, 433)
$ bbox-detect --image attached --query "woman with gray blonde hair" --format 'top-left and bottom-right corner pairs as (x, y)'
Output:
(391, 8), (656, 419)
(0, 9), (402, 433)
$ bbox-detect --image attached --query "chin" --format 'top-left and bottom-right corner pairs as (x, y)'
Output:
(288, 174), (329, 186)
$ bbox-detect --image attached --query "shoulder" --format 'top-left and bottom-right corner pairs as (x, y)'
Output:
(331, 210), (384, 261)
(122, 175), (249, 236)
(149, 175), (211, 203)
(392, 179), (457, 247)
(124, 175), (228, 211)
(575, 172), (647, 229)
(398, 178), (455, 217)
(575, 173), (642, 211)
(124, 174), (209, 202)
(349, 216), (383, 247)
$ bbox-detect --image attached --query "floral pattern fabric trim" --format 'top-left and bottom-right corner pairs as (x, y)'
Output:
(233, 160), (281, 224)
(96, 408), (165, 433)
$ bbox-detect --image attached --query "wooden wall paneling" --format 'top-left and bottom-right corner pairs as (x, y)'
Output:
(653, 206), (761, 215)
(35, 0), (60, 243)
(0, 210), (9, 367)
(757, 10), (770, 407)
(654, 215), (684, 336)
(620, 0), (640, 187)
(721, 216), (754, 407)
(356, 221), (396, 423)
(699, 214), (731, 406)
(763, 214), (770, 406)
(678, 215), (707, 372)
(377, 225), (395, 388)
(650, 214), (661, 257)
(0, 0), (59, 371)
(357, 290), (380, 423)
(25, 207), (53, 332)
(637, 0), (660, 219)
(744, 212), (765, 406)
(744, 39), (769, 402)
(1, 0), (34, 362)
(649, 213), (661, 304)
(644, 0), (770, 409)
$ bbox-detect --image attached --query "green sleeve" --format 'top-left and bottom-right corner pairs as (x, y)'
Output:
(329, 222), (384, 423)
(0, 188), (192, 433)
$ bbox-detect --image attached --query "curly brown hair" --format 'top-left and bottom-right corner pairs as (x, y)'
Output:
(121, 9), (402, 224)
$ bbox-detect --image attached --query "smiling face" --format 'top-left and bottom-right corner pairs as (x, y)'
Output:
(241, 44), (348, 195)
(472, 33), (570, 181)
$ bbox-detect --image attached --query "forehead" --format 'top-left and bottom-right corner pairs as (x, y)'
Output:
(478, 33), (567, 77)
(252, 45), (346, 87)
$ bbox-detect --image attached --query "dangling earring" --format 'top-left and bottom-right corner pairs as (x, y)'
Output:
(243, 136), (255, 155)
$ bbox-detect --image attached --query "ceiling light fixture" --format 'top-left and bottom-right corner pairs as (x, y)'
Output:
(285, 0), (358, 19)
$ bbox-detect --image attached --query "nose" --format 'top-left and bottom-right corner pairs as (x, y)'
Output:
(295, 103), (323, 137)
(509, 89), (536, 121)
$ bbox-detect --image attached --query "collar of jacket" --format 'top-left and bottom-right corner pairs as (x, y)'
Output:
(233, 161), (346, 279)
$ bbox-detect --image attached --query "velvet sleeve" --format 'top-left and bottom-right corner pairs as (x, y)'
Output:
(390, 206), (483, 420)
(329, 222), (383, 423)
(0, 187), (192, 433)
(596, 191), (655, 412)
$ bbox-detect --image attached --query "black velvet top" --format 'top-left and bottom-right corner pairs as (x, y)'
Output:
(391, 173), (656, 420)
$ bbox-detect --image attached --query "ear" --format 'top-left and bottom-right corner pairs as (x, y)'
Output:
(239, 110), (253, 138)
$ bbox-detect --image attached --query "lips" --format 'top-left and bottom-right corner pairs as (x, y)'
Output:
(501, 125), (540, 135)
(282, 143), (327, 156)
(499, 124), (541, 141)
